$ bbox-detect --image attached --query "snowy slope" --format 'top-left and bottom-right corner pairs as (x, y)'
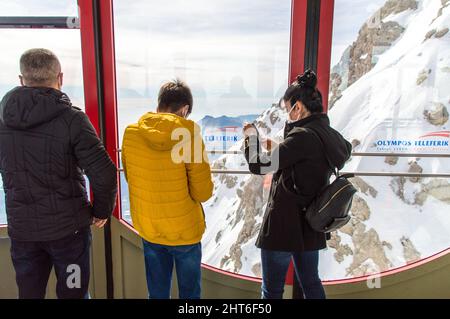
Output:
(324, 0), (450, 279)
(203, 0), (450, 281)
(202, 103), (287, 277)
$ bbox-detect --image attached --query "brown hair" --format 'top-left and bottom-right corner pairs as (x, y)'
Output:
(20, 48), (61, 87)
(157, 79), (193, 115)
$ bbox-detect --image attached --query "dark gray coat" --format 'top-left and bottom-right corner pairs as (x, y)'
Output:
(0, 87), (117, 241)
(245, 113), (352, 252)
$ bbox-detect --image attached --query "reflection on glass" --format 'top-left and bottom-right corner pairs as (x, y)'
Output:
(115, 0), (291, 278)
(0, 1), (85, 226)
(0, 0), (79, 17)
(120, 173), (131, 224)
(202, 172), (272, 277)
(325, 0), (450, 280)
(114, 0), (291, 145)
(0, 29), (85, 109)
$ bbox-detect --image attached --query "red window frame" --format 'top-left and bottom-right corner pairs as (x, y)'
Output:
(76, 0), (450, 288)
(79, 0), (121, 221)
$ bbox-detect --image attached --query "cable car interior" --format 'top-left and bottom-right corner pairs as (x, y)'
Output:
(0, 0), (450, 299)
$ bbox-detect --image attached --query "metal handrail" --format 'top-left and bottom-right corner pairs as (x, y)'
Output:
(117, 148), (450, 158)
(208, 150), (243, 155)
(209, 171), (450, 178)
(348, 152), (449, 158)
(0, 16), (79, 29)
(117, 149), (450, 177)
(207, 151), (450, 158)
(117, 168), (450, 178)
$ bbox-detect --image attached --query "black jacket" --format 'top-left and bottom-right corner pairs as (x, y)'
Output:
(245, 113), (352, 252)
(0, 87), (118, 242)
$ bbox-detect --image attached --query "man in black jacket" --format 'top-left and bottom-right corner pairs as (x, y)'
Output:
(0, 48), (118, 299)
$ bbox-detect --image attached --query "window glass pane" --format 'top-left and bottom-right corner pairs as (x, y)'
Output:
(0, 0), (79, 17)
(0, 1), (85, 225)
(114, 0), (291, 146)
(120, 172), (131, 224)
(0, 29), (85, 110)
(115, 0), (291, 278)
(326, 0), (450, 281)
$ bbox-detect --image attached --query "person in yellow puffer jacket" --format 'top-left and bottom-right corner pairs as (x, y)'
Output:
(122, 79), (213, 299)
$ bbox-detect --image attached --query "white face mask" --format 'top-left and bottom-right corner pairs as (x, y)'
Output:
(287, 104), (300, 124)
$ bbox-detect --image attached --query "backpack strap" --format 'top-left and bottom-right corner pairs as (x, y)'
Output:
(303, 128), (339, 176)
(288, 127), (339, 196)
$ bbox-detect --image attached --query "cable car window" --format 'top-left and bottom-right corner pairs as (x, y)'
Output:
(325, 0), (450, 281)
(0, 30), (85, 105)
(114, 0), (291, 278)
(0, 1), (84, 226)
(0, 0), (78, 17)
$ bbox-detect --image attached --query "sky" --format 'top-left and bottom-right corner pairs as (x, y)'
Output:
(0, 0), (388, 119)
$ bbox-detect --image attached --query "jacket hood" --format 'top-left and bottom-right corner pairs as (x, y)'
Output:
(137, 112), (201, 152)
(288, 113), (352, 170)
(0, 86), (71, 129)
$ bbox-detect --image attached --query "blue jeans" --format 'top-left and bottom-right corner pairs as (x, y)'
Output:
(142, 240), (202, 299)
(10, 228), (91, 299)
(261, 249), (326, 299)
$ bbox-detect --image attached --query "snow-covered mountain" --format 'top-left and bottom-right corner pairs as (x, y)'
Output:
(202, 103), (286, 277)
(200, 115), (259, 129)
(203, 0), (450, 281)
(200, 114), (259, 161)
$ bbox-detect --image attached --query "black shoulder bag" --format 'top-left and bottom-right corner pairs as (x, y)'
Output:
(286, 128), (356, 233)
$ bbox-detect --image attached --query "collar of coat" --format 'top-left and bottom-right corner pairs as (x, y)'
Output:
(286, 113), (329, 131)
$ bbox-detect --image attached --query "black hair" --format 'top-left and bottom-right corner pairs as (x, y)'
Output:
(283, 69), (323, 114)
(158, 79), (193, 115)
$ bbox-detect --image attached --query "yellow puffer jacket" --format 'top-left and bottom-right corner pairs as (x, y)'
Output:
(122, 112), (214, 246)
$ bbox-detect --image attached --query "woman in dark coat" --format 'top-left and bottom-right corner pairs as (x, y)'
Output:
(243, 70), (352, 299)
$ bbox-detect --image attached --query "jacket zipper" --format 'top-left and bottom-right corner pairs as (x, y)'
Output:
(318, 184), (353, 214)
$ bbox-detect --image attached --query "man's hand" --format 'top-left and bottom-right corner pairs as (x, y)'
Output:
(93, 218), (108, 228)
(243, 122), (257, 137)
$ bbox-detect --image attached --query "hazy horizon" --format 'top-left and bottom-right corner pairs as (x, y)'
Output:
(1, 0), (389, 121)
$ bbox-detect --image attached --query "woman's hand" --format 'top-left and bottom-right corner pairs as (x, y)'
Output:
(243, 122), (257, 137)
(262, 138), (278, 152)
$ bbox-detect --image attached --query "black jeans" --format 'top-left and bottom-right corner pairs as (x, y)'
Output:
(10, 228), (91, 299)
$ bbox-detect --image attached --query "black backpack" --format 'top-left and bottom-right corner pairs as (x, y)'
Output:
(285, 128), (356, 233)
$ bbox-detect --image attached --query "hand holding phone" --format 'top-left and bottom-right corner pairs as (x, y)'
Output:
(243, 122), (259, 137)
(262, 137), (278, 152)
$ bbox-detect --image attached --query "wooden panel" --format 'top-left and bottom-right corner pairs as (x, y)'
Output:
(325, 251), (450, 299)
(0, 227), (104, 299)
(120, 238), (147, 298)
(0, 238), (17, 299)
(111, 218), (273, 299)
